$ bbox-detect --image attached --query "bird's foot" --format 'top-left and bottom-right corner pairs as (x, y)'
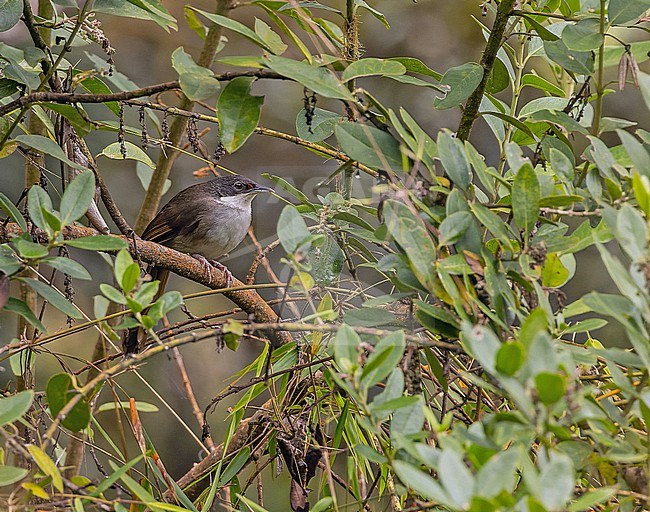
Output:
(209, 259), (233, 287)
(191, 254), (233, 287)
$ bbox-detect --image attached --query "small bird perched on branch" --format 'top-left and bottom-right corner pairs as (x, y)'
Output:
(123, 174), (272, 353)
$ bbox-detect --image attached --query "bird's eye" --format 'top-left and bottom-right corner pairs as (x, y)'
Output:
(234, 181), (244, 191)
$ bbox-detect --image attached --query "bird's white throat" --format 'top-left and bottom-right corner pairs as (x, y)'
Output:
(216, 193), (257, 211)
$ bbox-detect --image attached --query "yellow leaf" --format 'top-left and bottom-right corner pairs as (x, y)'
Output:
(22, 482), (50, 499)
(27, 445), (63, 492)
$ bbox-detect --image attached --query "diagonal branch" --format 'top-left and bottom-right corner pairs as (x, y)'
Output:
(2, 222), (292, 347)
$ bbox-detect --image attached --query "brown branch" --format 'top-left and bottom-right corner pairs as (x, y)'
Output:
(456, 0), (516, 141)
(167, 399), (275, 502)
(2, 222), (291, 348)
(0, 71), (285, 118)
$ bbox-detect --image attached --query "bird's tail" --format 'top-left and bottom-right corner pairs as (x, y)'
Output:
(122, 266), (170, 354)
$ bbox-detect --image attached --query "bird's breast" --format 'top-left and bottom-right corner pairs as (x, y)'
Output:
(169, 200), (252, 261)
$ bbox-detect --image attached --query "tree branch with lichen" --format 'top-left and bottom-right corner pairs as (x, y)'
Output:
(456, 0), (516, 141)
(2, 222), (292, 348)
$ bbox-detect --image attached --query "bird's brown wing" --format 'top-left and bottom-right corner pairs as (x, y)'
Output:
(141, 201), (203, 245)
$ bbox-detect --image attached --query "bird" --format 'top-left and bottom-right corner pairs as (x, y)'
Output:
(123, 174), (272, 353)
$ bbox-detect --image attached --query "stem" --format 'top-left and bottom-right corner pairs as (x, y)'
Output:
(591, 0), (607, 137)
(498, 30), (527, 181)
(457, 0), (516, 141)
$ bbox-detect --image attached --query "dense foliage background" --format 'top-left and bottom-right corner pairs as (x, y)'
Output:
(1, 0), (650, 510)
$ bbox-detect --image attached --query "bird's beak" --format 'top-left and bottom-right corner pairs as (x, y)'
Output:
(252, 185), (273, 194)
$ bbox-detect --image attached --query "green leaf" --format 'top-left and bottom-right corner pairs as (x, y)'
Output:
(15, 239), (49, 259)
(263, 173), (312, 206)
(28, 444), (63, 492)
(568, 488), (616, 512)
(535, 372), (566, 404)
(15, 135), (88, 170)
(538, 452), (574, 510)
(41, 209), (62, 232)
(171, 46), (207, 75)
(0, 390), (34, 426)
(461, 323), (500, 373)
(77, 74), (120, 116)
(617, 129), (650, 175)
(438, 130), (472, 191)
(512, 163), (540, 237)
(238, 495), (270, 512)
(3, 297), (46, 332)
(415, 300), (460, 338)
(335, 122), (402, 170)
(60, 171), (96, 226)
(307, 235), (344, 285)
(171, 47), (221, 100)
(390, 396), (424, 437)
(254, 18), (287, 55)
(277, 205), (310, 253)
(98, 141), (155, 169)
(544, 40), (594, 75)
(0, 466), (28, 486)
(295, 108), (342, 142)
(383, 200), (437, 290)
(434, 62), (483, 110)
(114, 249), (134, 285)
(389, 57), (442, 79)
(190, 8), (277, 52)
(136, 162), (172, 195)
(541, 253), (570, 287)
(392, 460), (450, 504)
(475, 450), (520, 499)
(64, 235), (128, 251)
(521, 14), (560, 41)
(218, 447), (251, 485)
(179, 72), (220, 101)
(355, 0), (389, 29)
(562, 18), (602, 51)
(360, 330), (405, 388)
(521, 74), (565, 96)
(602, 40), (650, 68)
(20, 277), (82, 319)
(496, 341), (525, 376)
(438, 211), (473, 246)
(439, 448), (474, 508)
(344, 307), (396, 327)
(342, 58), (405, 82)
(147, 290), (180, 322)
(46, 373), (91, 432)
(100, 283), (127, 305)
(0, 0), (22, 32)
(469, 203), (515, 252)
(333, 323), (361, 372)
(486, 58), (509, 94)
(609, 0), (650, 25)
(263, 55), (353, 100)
(42, 257), (91, 280)
(27, 186), (53, 233)
(44, 103), (92, 137)
(217, 77), (264, 153)
(94, 0), (177, 31)
(91, 455), (145, 497)
(0, 191), (27, 232)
